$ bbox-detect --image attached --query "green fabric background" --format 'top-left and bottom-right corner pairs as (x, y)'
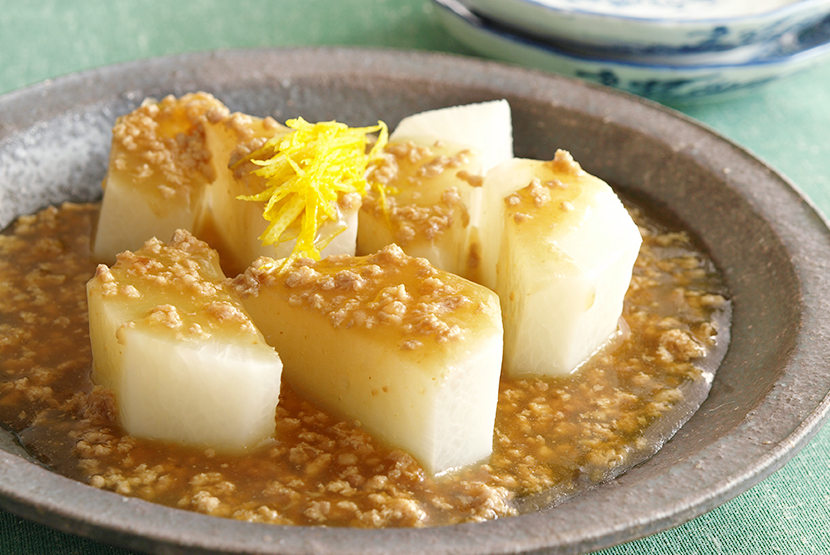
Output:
(1, 1), (828, 553)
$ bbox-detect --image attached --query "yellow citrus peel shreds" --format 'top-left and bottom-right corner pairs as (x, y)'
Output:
(238, 117), (388, 261)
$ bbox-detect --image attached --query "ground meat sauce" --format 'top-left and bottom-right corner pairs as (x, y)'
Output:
(0, 200), (729, 528)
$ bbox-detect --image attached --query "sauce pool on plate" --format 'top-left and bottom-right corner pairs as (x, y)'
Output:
(0, 199), (729, 527)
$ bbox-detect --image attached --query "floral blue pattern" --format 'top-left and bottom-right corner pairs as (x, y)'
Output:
(463, 0), (830, 58)
(433, 0), (830, 101)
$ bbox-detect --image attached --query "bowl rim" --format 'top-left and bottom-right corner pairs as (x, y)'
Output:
(435, 0), (830, 70)
(1, 47), (830, 555)
(465, 0), (830, 26)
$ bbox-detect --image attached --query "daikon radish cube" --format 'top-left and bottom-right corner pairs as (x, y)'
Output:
(198, 115), (368, 275)
(359, 100), (513, 279)
(389, 99), (513, 176)
(87, 229), (283, 451)
(359, 140), (482, 278)
(480, 151), (642, 377)
(196, 111), (288, 276)
(230, 244), (503, 475)
(92, 93), (229, 263)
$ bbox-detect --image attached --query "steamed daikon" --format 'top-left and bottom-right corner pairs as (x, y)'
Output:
(87, 95), (644, 473)
(358, 101), (513, 279)
(198, 116), (380, 274)
(92, 93), (226, 263)
(87, 229), (283, 451)
(479, 151), (642, 376)
(230, 244), (503, 475)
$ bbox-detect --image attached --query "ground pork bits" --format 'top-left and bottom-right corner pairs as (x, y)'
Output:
(0, 201), (728, 528)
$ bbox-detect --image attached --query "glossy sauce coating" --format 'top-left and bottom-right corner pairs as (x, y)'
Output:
(0, 202), (729, 527)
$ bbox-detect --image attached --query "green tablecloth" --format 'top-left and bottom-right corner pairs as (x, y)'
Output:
(1, 1), (828, 553)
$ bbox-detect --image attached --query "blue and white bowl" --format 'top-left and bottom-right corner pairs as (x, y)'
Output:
(463, 0), (830, 64)
(433, 0), (830, 101)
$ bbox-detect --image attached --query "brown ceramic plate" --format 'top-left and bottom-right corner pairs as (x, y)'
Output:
(1, 48), (830, 555)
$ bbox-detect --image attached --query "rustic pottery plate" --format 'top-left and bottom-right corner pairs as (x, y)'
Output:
(1, 48), (830, 555)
